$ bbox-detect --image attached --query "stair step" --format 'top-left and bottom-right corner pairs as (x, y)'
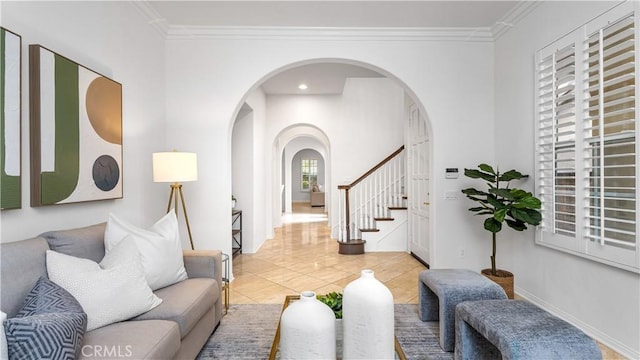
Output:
(337, 239), (366, 255)
(360, 228), (380, 232)
(373, 217), (394, 221)
(337, 239), (366, 245)
(388, 207), (408, 210)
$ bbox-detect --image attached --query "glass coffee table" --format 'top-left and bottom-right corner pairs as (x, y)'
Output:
(269, 295), (407, 360)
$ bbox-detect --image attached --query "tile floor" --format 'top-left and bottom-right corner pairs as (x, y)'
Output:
(228, 203), (624, 359)
(229, 203), (426, 304)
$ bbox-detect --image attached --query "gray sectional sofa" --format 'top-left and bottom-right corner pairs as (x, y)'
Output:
(1, 223), (223, 359)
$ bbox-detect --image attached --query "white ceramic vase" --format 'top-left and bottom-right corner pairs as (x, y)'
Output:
(343, 269), (394, 359)
(279, 291), (336, 359)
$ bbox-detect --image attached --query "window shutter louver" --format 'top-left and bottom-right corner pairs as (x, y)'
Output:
(538, 54), (556, 233)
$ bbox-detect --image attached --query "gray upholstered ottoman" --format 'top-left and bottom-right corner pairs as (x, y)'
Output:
(455, 300), (602, 360)
(418, 269), (507, 351)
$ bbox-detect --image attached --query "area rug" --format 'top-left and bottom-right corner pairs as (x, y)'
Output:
(197, 303), (453, 360)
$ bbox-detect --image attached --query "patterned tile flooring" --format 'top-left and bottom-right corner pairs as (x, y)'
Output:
(227, 203), (624, 359)
(229, 203), (426, 305)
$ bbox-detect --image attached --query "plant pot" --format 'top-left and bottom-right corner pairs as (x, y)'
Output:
(481, 269), (514, 299)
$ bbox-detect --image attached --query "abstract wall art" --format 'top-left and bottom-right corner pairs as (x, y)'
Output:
(1, 28), (22, 210)
(29, 45), (122, 206)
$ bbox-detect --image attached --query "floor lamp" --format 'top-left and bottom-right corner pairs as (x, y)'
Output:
(152, 151), (198, 250)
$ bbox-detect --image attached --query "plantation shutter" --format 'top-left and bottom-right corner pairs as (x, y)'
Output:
(536, 1), (639, 272)
(537, 41), (577, 238)
(583, 14), (637, 250)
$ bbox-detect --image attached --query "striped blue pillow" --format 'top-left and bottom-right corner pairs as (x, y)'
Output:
(4, 277), (87, 360)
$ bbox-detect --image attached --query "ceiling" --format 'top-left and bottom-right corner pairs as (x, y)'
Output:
(149, 1), (519, 28)
(147, 1), (521, 95)
(261, 63), (384, 95)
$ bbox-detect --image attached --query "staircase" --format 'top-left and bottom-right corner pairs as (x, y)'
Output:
(337, 146), (407, 255)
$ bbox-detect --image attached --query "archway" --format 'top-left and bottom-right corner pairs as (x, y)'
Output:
(272, 124), (331, 229)
(229, 58), (433, 264)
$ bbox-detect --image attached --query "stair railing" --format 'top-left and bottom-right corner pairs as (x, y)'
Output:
(337, 146), (405, 244)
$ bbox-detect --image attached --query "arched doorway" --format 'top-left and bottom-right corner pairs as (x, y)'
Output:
(230, 58), (432, 264)
(271, 125), (331, 229)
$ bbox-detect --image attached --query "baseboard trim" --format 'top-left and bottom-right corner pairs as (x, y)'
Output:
(410, 252), (430, 269)
(515, 287), (638, 359)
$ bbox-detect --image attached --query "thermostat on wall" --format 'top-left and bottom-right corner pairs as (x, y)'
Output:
(445, 168), (459, 179)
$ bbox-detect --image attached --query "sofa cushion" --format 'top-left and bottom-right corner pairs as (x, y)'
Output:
(133, 278), (219, 338)
(104, 212), (188, 290)
(0, 237), (50, 318)
(41, 223), (107, 263)
(46, 240), (162, 331)
(4, 277), (87, 360)
(80, 320), (180, 360)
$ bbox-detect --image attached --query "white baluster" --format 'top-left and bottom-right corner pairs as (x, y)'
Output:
(364, 179), (368, 229)
(388, 162), (392, 212)
(338, 189), (343, 242)
(355, 185), (358, 236)
(374, 171), (379, 218)
(391, 159), (396, 207)
(368, 179), (372, 228)
(382, 164), (387, 217)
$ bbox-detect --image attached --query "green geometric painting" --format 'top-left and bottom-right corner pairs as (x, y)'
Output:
(1, 28), (21, 210)
(30, 45), (122, 206)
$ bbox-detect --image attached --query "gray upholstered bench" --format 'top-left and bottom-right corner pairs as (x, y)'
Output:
(418, 269), (507, 351)
(455, 300), (602, 360)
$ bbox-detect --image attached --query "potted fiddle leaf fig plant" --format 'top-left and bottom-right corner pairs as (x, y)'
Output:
(461, 164), (542, 298)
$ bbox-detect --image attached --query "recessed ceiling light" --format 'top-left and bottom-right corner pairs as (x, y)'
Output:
(298, 83), (308, 90)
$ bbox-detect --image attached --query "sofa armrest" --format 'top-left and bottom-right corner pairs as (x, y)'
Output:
(183, 250), (222, 287)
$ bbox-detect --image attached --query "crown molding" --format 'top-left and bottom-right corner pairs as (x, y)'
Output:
(491, 1), (542, 40)
(130, 0), (169, 37)
(132, 0), (540, 42)
(165, 26), (494, 42)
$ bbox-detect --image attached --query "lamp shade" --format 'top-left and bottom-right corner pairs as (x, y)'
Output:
(152, 152), (198, 182)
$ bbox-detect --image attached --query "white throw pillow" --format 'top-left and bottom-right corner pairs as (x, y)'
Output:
(104, 212), (188, 290)
(46, 240), (162, 331)
(1, 310), (7, 360)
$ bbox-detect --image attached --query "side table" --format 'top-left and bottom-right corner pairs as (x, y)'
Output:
(222, 253), (230, 315)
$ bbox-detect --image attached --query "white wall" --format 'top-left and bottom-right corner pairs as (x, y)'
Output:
(232, 106), (253, 256)
(335, 78), (405, 182)
(0, 2), (167, 243)
(248, 89), (268, 253)
(494, 1), (639, 357)
(230, 88), (270, 254)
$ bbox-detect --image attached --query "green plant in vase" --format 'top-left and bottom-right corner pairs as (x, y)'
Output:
(461, 164), (542, 298)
